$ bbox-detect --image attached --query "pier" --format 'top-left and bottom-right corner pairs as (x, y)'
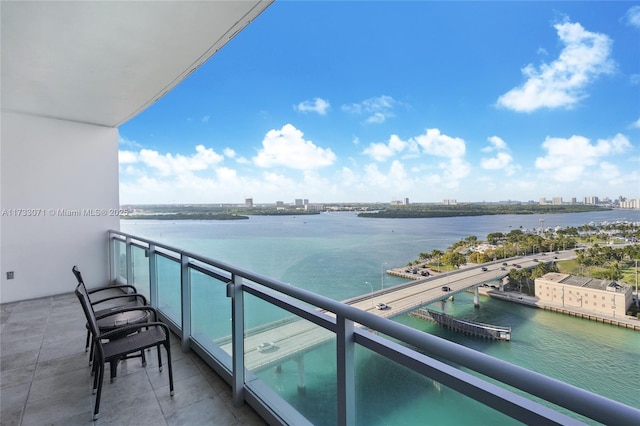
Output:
(410, 308), (511, 341)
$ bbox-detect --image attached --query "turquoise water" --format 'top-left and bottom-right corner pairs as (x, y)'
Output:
(121, 210), (640, 424)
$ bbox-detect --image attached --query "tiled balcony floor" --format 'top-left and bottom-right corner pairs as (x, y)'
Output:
(0, 292), (268, 425)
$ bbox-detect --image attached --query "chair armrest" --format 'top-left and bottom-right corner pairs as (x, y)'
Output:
(91, 293), (147, 307)
(88, 284), (138, 295)
(95, 305), (158, 322)
(99, 321), (170, 341)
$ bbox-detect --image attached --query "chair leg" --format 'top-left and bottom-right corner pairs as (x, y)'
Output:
(85, 330), (91, 353)
(110, 359), (118, 383)
(92, 362), (99, 395)
(89, 340), (95, 368)
(94, 359), (105, 421)
(141, 349), (146, 367)
(157, 346), (163, 372)
(164, 342), (174, 397)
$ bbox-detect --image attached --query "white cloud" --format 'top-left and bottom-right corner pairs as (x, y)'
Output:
(482, 136), (508, 152)
(481, 152), (514, 171)
(480, 136), (517, 175)
(201, 115), (210, 122)
(363, 129), (464, 162)
(253, 124), (336, 170)
(224, 147), (250, 164)
(631, 118), (640, 129)
(413, 128), (466, 158)
(624, 5), (640, 28)
(295, 98), (330, 115)
(137, 145), (224, 176)
(119, 136), (144, 149)
(361, 129), (469, 189)
(342, 95), (397, 124)
(363, 160), (413, 191)
(497, 20), (614, 112)
(119, 145), (224, 176)
(363, 134), (407, 162)
(119, 150), (139, 164)
(365, 112), (387, 124)
(440, 157), (471, 183)
(535, 133), (632, 181)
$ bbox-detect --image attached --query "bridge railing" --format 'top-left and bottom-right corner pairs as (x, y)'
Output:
(108, 229), (639, 426)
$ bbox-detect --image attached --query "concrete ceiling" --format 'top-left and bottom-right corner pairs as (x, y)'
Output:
(1, 0), (273, 127)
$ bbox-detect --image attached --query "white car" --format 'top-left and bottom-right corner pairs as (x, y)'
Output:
(257, 342), (276, 353)
(375, 303), (389, 310)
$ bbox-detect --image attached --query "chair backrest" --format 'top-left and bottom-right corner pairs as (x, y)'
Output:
(72, 265), (84, 284)
(75, 282), (100, 338)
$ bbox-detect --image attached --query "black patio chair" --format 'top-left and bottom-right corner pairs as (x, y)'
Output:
(75, 282), (174, 421)
(72, 265), (148, 355)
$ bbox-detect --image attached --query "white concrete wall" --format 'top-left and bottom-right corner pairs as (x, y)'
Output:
(1, 111), (120, 303)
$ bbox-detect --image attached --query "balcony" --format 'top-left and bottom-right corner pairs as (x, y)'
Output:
(0, 292), (266, 425)
(6, 230), (634, 425)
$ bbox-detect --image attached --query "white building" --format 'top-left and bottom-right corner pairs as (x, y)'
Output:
(1, 1), (272, 303)
(535, 273), (633, 318)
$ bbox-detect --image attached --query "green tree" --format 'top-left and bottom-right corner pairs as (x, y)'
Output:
(442, 251), (466, 268)
(468, 252), (489, 264)
(486, 232), (505, 245)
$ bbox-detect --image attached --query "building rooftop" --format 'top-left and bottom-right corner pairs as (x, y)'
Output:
(541, 272), (630, 293)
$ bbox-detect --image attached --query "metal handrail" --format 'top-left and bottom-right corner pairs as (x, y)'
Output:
(108, 229), (640, 425)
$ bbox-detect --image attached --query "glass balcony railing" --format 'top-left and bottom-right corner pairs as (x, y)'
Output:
(108, 229), (639, 426)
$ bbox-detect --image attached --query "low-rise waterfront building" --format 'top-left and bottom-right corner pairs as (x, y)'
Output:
(535, 273), (632, 317)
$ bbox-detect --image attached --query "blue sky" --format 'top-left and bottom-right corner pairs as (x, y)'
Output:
(119, 1), (640, 205)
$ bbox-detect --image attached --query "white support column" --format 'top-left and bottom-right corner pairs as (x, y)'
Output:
(148, 244), (158, 308)
(180, 254), (191, 353)
(474, 286), (480, 308)
(336, 315), (356, 426)
(228, 275), (245, 407)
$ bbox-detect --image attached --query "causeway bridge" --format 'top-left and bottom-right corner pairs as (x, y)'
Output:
(229, 252), (573, 374)
(345, 252), (571, 318)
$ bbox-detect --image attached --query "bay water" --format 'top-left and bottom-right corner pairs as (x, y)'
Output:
(121, 209), (640, 424)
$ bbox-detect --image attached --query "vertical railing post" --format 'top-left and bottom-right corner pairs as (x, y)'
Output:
(180, 253), (191, 353)
(108, 231), (116, 284)
(228, 274), (245, 406)
(148, 244), (157, 308)
(125, 237), (132, 285)
(336, 315), (356, 426)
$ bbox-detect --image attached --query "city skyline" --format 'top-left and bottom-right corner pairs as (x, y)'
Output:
(118, 2), (640, 204)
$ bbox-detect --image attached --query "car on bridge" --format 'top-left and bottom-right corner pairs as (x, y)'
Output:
(481, 267), (488, 271)
(441, 286), (451, 292)
(257, 342), (276, 353)
(375, 303), (389, 310)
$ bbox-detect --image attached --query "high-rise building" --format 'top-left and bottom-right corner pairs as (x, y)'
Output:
(584, 196), (599, 205)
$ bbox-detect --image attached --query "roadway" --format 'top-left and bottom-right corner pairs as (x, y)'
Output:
(230, 250), (576, 371)
(348, 250), (575, 318)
